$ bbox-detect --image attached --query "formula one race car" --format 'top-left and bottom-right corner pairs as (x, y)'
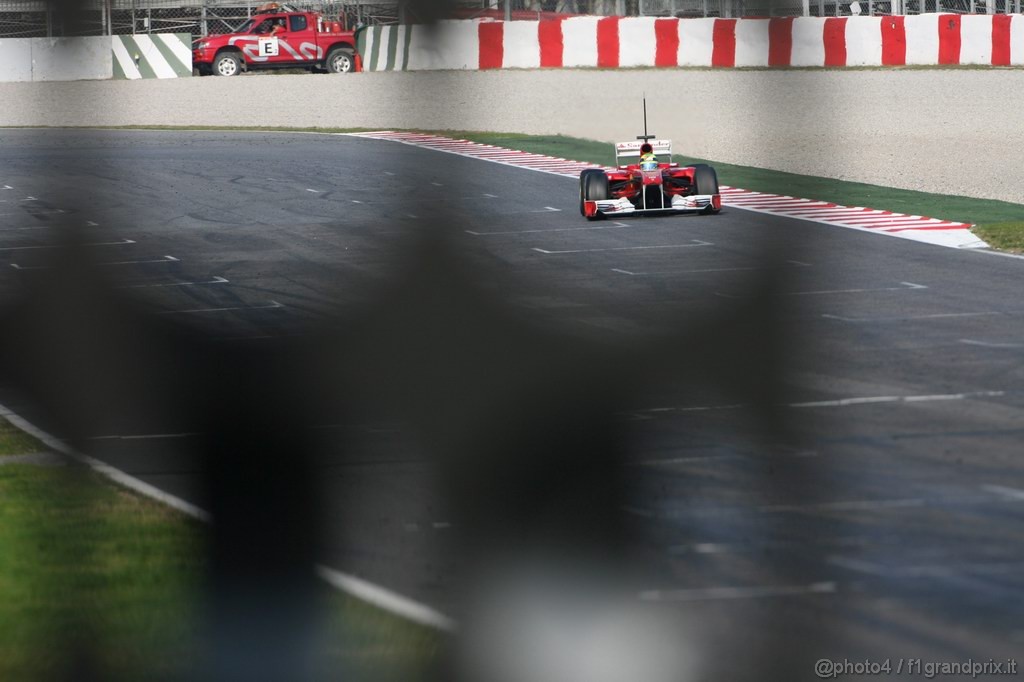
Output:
(579, 114), (721, 221)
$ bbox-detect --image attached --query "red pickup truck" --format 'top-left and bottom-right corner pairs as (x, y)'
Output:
(193, 6), (357, 76)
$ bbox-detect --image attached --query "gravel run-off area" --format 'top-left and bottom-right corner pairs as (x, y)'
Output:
(3, 68), (1024, 204)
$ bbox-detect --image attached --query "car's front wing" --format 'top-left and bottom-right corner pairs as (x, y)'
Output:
(584, 194), (721, 217)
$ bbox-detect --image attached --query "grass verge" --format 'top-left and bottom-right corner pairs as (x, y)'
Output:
(0, 416), (46, 455)
(0, 416), (444, 681)
(971, 222), (1024, 254)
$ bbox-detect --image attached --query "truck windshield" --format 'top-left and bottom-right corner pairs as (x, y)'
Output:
(236, 18), (256, 33)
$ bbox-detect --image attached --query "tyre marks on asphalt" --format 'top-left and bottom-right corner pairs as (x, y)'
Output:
(0, 183), (285, 337)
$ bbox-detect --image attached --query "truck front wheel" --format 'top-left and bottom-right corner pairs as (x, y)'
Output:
(325, 48), (354, 73)
(213, 52), (242, 77)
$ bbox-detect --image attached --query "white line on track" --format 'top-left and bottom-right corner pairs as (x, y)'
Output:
(760, 498), (926, 513)
(787, 390), (1006, 408)
(631, 390), (1007, 415)
(960, 339), (1024, 349)
(823, 311), (1003, 323)
(635, 454), (744, 466)
(160, 300), (283, 315)
(781, 281), (926, 297)
(306, 188), (320, 193)
(316, 566), (456, 631)
(639, 582), (836, 602)
(11, 255), (180, 270)
(981, 484), (1024, 501)
(0, 399), (457, 633)
(533, 240), (711, 255)
(120, 276), (229, 289)
(467, 224), (627, 236)
(0, 239), (135, 251)
(828, 555), (1024, 579)
(87, 432), (201, 441)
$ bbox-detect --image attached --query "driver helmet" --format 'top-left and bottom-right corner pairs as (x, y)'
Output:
(639, 143), (658, 171)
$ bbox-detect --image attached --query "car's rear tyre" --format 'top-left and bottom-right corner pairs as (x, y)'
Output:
(579, 169), (609, 221)
(325, 48), (354, 73)
(692, 164), (720, 214)
(213, 52), (242, 77)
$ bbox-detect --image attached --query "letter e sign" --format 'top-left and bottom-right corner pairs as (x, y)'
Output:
(258, 37), (279, 57)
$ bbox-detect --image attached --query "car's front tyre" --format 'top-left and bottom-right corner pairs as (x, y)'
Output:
(579, 169), (609, 221)
(692, 164), (720, 214)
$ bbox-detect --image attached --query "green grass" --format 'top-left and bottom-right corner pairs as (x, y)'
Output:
(0, 416), (46, 455)
(0, 417), (445, 681)
(0, 463), (206, 680)
(972, 222), (1024, 254)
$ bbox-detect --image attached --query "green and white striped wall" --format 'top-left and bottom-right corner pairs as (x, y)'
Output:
(112, 33), (192, 79)
(357, 24), (413, 71)
(356, 21), (491, 72)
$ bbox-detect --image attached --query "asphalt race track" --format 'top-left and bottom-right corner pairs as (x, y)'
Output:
(2, 129), (1023, 676)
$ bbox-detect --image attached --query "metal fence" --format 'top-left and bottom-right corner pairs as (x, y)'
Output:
(0, 0), (393, 38)
(2, 0), (1021, 38)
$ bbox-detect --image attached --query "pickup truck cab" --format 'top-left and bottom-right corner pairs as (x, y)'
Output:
(193, 5), (357, 76)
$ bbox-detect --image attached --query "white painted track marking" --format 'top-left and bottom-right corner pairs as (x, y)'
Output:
(785, 281), (926, 296)
(960, 339), (1024, 349)
(829, 555), (1024, 579)
(0, 401), (210, 521)
(639, 582), (836, 602)
(467, 224), (628, 236)
(787, 390), (1006, 408)
(532, 240), (711, 255)
(121, 276), (229, 289)
(88, 432), (201, 441)
(981, 485), (1024, 502)
(160, 301), (283, 315)
(316, 566), (456, 632)
(630, 390), (1008, 415)
(0, 239), (135, 251)
(823, 311), (1003, 323)
(11, 255), (179, 270)
(0, 400), (458, 632)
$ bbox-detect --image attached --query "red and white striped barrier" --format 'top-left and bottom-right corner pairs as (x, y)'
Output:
(359, 15), (1024, 71)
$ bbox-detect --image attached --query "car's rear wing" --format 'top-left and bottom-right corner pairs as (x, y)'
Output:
(615, 139), (672, 166)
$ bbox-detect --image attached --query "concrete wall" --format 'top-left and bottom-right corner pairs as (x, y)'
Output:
(0, 37), (113, 82)
(2, 69), (1023, 205)
(0, 39), (34, 82)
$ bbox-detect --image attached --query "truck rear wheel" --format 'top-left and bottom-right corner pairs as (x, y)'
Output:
(325, 48), (354, 73)
(213, 52), (241, 77)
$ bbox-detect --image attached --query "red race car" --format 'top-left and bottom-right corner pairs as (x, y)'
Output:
(579, 136), (721, 221)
